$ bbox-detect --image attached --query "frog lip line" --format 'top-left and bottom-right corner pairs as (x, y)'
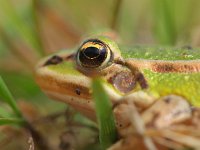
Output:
(36, 76), (92, 100)
(125, 59), (200, 73)
(36, 67), (122, 100)
(44, 90), (96, 121)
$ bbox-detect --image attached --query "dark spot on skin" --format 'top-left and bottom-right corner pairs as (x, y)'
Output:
(75, 88), (81, 95)
(65, 54), (75, 61)
(44, 55), (63, 66)
(183, 64), (194, 70)
(154, 64), (176, 72)
(152, 61), (200, 73)
(164, 97), (171, 104)
(165, 65), (174, 71)
(116, 122), (124, 128)
(135, 72), (148, 89)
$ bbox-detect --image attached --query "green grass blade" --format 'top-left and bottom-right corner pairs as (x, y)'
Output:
(0, 0), (44, 56)
(92, 78), (117, 149)
(30, 0), (45, 54)
(0, 117), (24, 126)
(0, 76), (22, 118)
(0, 107), (11, 118)
(153, 0), (177, 45)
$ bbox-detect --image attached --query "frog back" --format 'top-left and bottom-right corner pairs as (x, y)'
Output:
(121, 46), (200, 106)
(121, 46), (200, 60)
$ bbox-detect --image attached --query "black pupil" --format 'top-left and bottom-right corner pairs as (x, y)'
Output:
(83, 47), (100, 59)
(78, 41), (108, 68)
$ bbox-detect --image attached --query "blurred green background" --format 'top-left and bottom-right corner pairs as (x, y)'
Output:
(0, 0), (200, 149)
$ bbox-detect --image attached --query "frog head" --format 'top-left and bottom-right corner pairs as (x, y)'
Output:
(35, 36), (143, 120)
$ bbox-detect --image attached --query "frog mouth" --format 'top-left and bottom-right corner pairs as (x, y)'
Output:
(35, 50), (123, 120)
(44, 90), (96, 121)
(35, 65), (92, 100)
(35, 66), (97, 120)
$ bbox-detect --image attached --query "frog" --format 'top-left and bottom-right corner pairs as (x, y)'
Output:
(35, 35), (200, 129)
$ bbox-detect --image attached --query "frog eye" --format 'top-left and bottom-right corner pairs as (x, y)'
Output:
(76, 39), (113, 69)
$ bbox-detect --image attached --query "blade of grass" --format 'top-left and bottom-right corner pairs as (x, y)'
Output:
(0, 0), (44, 56)
(31, 0), (45, 53)
(110, 0), (123, 30)
(92, 78), (117, 149)
(39, 6), (81, 44)
(0, 107), (11, 118)
(0, 26), (35, 68)
(0, 117), (24, 126)
(153, 0), (177, 45)
(0, 76), (51, 150)
(0, 76), (22, 118)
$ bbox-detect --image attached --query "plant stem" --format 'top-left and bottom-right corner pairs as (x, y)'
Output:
(111, 0), (123, 30)
(0, 27), (35, 68)
(24, 121), (52, 150)
(37, 4), (81, 44)
(31, 0), (46, 56)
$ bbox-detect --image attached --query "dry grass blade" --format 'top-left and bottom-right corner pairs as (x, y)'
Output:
(31, 0), (45, 55)
(170, 125), (200, 136)
(143, 107), (200, 149)
(28, 137), (35, 150)
(0, 76), (22, 118)
(111, 96), (200, 149)
(0, 27), (36, 68)
(111, 0), (123, 30)
(153, 137), (185, 150)
(37, 4), (81, 44)
(126, 100), (157, 150)
(0, 1), (45, 56)
(158, 130), (200, 149)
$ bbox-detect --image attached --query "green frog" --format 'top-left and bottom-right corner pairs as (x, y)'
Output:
(35, 35), (199, 127)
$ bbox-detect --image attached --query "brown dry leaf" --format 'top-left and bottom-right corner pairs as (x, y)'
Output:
(111, 95), (200, 150)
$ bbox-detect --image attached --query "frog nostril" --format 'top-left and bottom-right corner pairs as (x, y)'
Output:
(75, 88), (81, 95)
(44, 55), (63, 66)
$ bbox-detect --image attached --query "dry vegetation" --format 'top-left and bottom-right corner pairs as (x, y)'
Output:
(1, 0), (200, 150)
